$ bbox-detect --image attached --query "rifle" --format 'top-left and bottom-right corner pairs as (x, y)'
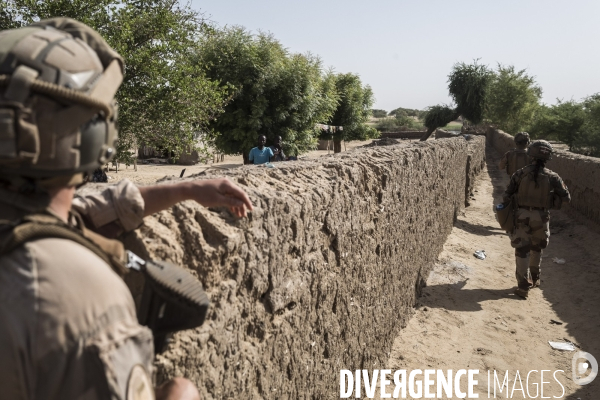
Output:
(126, 251), (209, 353)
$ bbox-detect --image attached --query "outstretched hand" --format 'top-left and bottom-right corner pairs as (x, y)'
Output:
(139, 178), (253, 218)
(187, 178), (253, 217)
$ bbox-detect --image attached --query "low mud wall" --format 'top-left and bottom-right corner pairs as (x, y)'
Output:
(122, 137), (485, 399)
(380, 130), (426, 139)
(487, 128), (600, 225)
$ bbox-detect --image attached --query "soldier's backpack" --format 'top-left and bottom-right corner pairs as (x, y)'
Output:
(495, 195), (518, 233)
(506, 150), (530, 175)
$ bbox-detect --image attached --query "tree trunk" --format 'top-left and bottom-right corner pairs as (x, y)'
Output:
(333, 139), (342, 153)
(242, 152), (250, 165)
(420, 111), (461, 141)
(419, 127), (436, 141)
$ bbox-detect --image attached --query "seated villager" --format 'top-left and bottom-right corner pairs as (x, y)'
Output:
(249, 135), (274, 165)
(270, 136), (286, 161)
(91, 167), (108, 182)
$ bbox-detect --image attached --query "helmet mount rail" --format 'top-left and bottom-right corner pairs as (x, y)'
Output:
(0, 74), (113, 118)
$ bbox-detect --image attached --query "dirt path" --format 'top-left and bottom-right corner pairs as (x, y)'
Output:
(374, 147), (600, 399)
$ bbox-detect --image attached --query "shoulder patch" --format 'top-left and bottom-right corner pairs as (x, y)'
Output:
(126, 364), (154, 400)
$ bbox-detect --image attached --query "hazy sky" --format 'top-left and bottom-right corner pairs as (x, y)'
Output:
(190, 0), (600, 111)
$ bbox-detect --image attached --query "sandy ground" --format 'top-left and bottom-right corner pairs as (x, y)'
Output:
(372, 148), (600, 399)
(105, 140), (376, 185)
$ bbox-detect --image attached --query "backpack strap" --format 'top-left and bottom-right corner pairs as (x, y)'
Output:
(0, 212), (128, 276)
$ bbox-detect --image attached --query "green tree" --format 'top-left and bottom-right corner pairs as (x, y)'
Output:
(328, 73), (378, 152)
(421, 61), (492, 140)
(527, 104), (556, 140)
(551, 100), (586, 150)
(527, 100), (585, 150)
(375, 116), (422, 132)
(529, 95), (600, 157)
(0, 0), (228, 163)
(571, 94), (600, 155)
(486, 65), (542, 134)
(389, 107), (424, 119)
(371, 109), (388, 118)
(196, 26), (338, 160)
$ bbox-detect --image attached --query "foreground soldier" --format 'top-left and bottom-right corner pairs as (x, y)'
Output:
(503, 140), (570, 299)
(0, 19), (252, 399)
(499, 132), (531, 176)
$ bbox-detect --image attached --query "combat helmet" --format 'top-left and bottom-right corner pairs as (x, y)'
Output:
(0, 18), (123, 188)
(514, 132), (530, 146)
(527, 140), (553, 161)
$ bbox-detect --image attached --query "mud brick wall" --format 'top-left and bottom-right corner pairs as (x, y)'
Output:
(120, 137), (485, 399)
(487, 127), (600, 225)
(463, 137), (486, 206)
(380, 130), (426, 139)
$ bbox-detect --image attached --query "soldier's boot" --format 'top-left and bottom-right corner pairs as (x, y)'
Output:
(530, 272), (540, 288)
(514, 287), (529, 299)
(530, 251), (542, 288)
(514, 256), (530, 299)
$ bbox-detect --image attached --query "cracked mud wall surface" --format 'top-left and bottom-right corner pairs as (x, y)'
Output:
(118, 137), (485, 399)
(487, 128), (600, 225)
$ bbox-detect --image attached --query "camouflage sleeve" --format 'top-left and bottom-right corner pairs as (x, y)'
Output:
(503, 170), (522, 203)
(551, 174), (571, 202)
(72, 179), (145, 238)
(499, 152), (508, 170)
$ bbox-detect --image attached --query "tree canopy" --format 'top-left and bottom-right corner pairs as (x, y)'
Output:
(577, 94), (600, 156)
(371, 109), (388, 118)
(389, 107), (424, 119)
(0, 0), (228, 163)
(485, 65), (542, 134)
(196, 26), (338, 158)
(421, 61), (492, 140)
(528, 100), (585, 150)
(1, 0), (382, 161)
(328, 73), (378, 143)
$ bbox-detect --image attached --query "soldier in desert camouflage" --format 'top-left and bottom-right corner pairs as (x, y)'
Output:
(499, 132), (531, 176)
(503, 140), (570, 299)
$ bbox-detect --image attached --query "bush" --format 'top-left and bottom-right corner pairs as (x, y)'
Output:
(486, 65), (542, 134)
(371, 109), (388, 118)
(328, 73), (378, 141)
(197, 27), (338, 157)
(375, 116), (423, 132)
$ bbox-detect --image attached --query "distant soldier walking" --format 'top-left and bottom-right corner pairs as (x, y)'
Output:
(503, 140), (571, 299)
(499, 132), (531, 176)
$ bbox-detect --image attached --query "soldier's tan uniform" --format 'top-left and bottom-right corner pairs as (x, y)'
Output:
(504, 164), (570, 290)
(0, 180), (155, 400)
(499, 148), (530, 176)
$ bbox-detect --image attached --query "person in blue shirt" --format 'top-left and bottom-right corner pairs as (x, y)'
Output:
(249, 135), (274, 165)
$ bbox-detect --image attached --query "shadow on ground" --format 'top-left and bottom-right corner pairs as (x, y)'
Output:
(419, 280), (519, 312)
(454, 219), (505, 237)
